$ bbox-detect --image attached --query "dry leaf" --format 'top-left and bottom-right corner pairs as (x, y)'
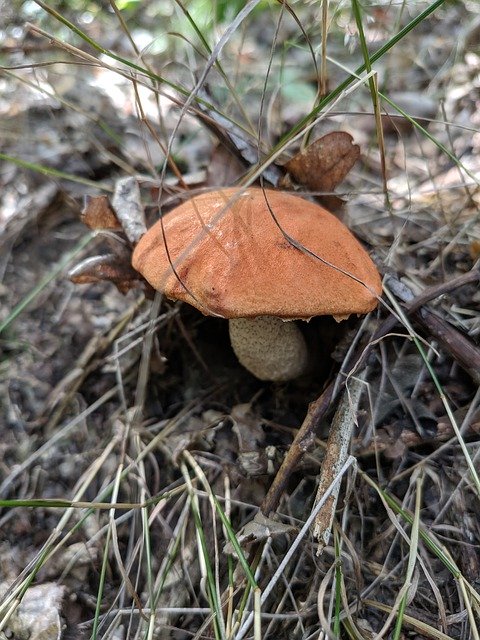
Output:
(223, 512), (295, 556)
(231, 402), (268, 476)
(284, 131), (360, 194)
(470, 240), (480, 261)
(80, 195), (122, 230)
(68, 253), (142, 294)
(112, 177), (147, 244)
(206, 144), (246, 188)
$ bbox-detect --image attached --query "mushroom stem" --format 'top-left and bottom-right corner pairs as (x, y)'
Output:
(228, 316), (309, 382)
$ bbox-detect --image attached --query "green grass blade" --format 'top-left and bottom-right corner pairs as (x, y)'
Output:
(0, 153), (112, 191)
(0, 232), (94, 335)
(383, 284), (480, 497)
(276, 0), (446, 146)
(90, 525), (112, 640)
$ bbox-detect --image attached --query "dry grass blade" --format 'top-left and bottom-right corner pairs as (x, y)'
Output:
(363, 599), (457, 640)
(383, 284), (480, 498)
(235, 456), (356, 640)
(2, 2), (479, 638)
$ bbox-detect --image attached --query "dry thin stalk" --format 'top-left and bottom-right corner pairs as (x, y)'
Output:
(313, 374), (364, 552)
(254, 588), (262, 640)
(385, 271), (480, 384)
(317, 564), (336, 633)
(0, 428), (124, 629)
(134, 294), (162, 413)
(235, 456), (356, 640)
(363, 599), (456, 640)
(371, 73), (389, 197)
(260, 383), (334, 517)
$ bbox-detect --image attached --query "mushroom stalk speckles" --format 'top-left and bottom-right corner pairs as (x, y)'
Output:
(229, 316), (309, 382)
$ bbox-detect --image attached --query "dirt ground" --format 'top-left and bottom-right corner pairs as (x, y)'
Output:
(1, 1), (480, 639)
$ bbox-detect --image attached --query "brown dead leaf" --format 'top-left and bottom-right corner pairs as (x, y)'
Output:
(80, 195), (122, 230)
(206, 144), (246, 188)
(68, 253), (142, 294)
(284, 131), (360, 194)
(470, 240), (480, 261)
(223, 512), (295, 556)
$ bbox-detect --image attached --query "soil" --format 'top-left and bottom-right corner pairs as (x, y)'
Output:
(1, 2), (479, 639)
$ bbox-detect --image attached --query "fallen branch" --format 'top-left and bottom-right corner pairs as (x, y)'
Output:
(385, 264), (480, 385)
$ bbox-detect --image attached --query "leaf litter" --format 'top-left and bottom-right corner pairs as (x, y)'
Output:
(0, 3), (480, 639)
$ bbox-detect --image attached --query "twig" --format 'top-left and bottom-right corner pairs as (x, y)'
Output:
(260, 261), (480, 517)
(406, 261), (480, 312)
(236, 456), (356, 640)
(259, 382), (334, 516)
(413, 307), (480, 384)
(312, 374), (364, 552)
(385, 266), (480, 385)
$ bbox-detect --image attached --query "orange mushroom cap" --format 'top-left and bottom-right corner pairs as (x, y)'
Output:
(132, 187), (382, 320)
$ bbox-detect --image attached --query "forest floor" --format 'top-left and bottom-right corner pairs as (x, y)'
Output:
(0, 1), (480, 639)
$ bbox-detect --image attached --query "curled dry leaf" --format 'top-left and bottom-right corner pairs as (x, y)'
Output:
(284, 131), (360, 194)
(231, 402), (270, 477)
(223, 512), (295, 556)
(112, 176), (147, 244)
(80, 194), (122, 230)
(68, 253), (143, 294)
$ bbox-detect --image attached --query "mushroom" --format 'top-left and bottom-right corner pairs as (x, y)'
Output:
(131, 187), (382, 381)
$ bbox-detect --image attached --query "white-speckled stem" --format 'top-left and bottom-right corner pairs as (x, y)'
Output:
(229, 316), (308, 381)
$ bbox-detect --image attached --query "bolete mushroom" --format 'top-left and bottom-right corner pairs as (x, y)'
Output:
(132, 187), (382, 381)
